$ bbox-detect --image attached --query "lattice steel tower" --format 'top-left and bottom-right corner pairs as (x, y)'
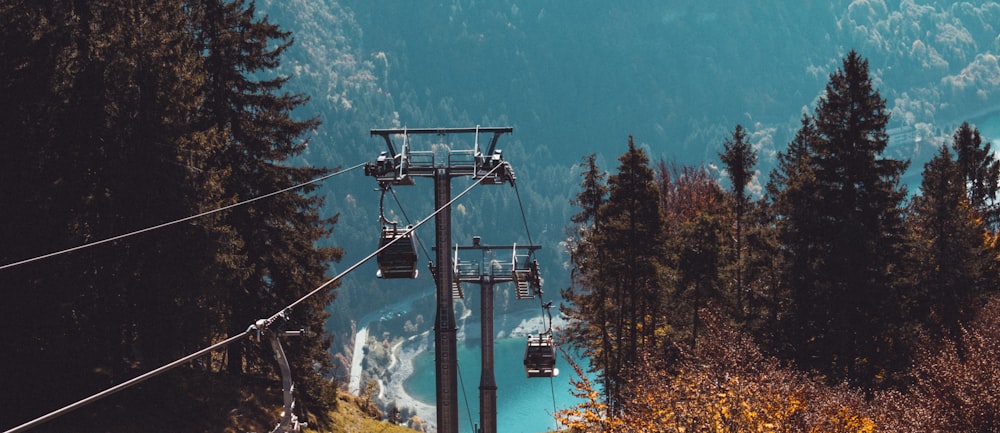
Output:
(364, 127), (515, 433)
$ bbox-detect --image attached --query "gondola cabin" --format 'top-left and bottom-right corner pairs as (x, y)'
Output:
(376, 225), (419, 279)
(523, 334), (558, 378)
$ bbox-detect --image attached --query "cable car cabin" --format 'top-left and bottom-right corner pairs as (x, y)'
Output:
(376, 225), (419, 279)
(523, 334), (558, 378)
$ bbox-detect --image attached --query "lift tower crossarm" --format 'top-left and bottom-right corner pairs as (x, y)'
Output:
(370, 127), (513, 159)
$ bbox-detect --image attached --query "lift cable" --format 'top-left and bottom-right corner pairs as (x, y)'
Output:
(514, 178), (560, 423)
(511, 178), (536, 254)
(549, 374), (559, 430)
(385, 185), (434, 263)
(6, 161), (507, 433)
(3, 331), (251, 433)
(0, 162), (367, 272)
(382, 175), (477, 433)
(384, 182), (474, 430)
(263, 160), (506, 324)
(508, 177), (564, 433)
(539, 299), (559, 428)
(456, 356), (476, 433)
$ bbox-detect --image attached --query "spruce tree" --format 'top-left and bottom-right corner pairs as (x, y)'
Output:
(771, 51), (909, 388)
(719, 124), (758, 317)
(192, 0), (341, 411)
(561, 153), (610, 405)
(907, 145), (987, 337)
(562, 152), (607, 360)
(768, 115), (821, 355)
(657, 161), (728, 348)
(563, 137), (665, 414)
(0, 1), (341, 427)
(0, 0), (224, 425)
(951, 121), (1000, 229)
(570, 153), (608, 226)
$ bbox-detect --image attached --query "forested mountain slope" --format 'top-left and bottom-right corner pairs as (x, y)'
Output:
(258, 0), (1000, 362)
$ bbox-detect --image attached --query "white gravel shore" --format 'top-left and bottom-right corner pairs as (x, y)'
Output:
(351, 308), (569, 432)
(381, 331), (437, 432)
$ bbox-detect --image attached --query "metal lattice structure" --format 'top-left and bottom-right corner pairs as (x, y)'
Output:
(364, 127), (515, 433)
(451, 236), (542, 433)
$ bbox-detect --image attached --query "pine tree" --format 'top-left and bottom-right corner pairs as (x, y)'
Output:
(562, 153), (608, 383)
(719, 124), (758, 318)
(563, 137), (665, 414)
(907, 145), (987, 336)
(951, 121), (1000, 229)
(0, 0), (341, 427)
(657, 161), (727, 348)
(570, 153), (608, 226)
(767, 115), (822, 356)
(0, 0), (224, 424)
(191, 0), (341, 411)
(771, 51), (909, 388)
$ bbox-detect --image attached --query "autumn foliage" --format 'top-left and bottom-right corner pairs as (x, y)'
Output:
(875, 297), (1000, 432)
(558, 311), (877, 433)
(558, 299), (1000, 432)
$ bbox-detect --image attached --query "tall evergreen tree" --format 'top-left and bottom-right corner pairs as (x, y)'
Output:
(951, 121), (1000, 229)
(561, 153), (610, 407)
(657, 161), (728, 347)
(191, 0), (341, 410)
(0, 0), (236, 426)
(907, 145), (988, 336)
(719, 124), (758, 318)
(770, 51), (909, 388)
(570, 153), (608, 226)
(767, 115), (821, 354)
(563, 137), (665, 414)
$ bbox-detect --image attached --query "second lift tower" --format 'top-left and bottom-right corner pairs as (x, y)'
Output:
(364, 126), (515, 433)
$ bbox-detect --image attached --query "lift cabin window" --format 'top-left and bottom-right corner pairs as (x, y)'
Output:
(376, 225), (419, 279)
(523, 334), (557, 378)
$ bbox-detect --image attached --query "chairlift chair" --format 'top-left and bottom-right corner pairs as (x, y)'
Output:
(376, 225), (419, 279)
(523, 333), (558, 378)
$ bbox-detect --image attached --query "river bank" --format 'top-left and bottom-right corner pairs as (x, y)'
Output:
(347, 305), (569, 431)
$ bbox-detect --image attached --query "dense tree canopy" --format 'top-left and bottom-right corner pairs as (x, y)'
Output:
(719, 124), (758, 319)
(0, 1), (340, 430)
(563, 51), (1000, 429)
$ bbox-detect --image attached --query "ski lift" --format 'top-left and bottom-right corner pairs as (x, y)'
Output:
(376, 224), (419, 279)
(523, 333), (558, 378)
(524, 300), (558, 378)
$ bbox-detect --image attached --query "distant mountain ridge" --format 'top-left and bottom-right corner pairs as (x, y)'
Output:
(265, 0), (1000, 160)
(256, 0), (1000, 357)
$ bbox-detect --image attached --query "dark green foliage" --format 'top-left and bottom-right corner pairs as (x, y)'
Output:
(191, 3), (341, 413)
(569, 153), (608, 226)
(769, 51), (910, 388)
(0, 1), (339, 430)
(719, 124), (758, 319)
(561, 153), (610, 408)
(719, 124), (757, 208)
(906, 132), (997, 339)
(1, 1), (220, 422)
(952, 121), (1000, 229)
(562, 136), (665, 413)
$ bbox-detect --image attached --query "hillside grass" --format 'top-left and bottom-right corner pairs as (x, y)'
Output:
(319, 394), (419, 433)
